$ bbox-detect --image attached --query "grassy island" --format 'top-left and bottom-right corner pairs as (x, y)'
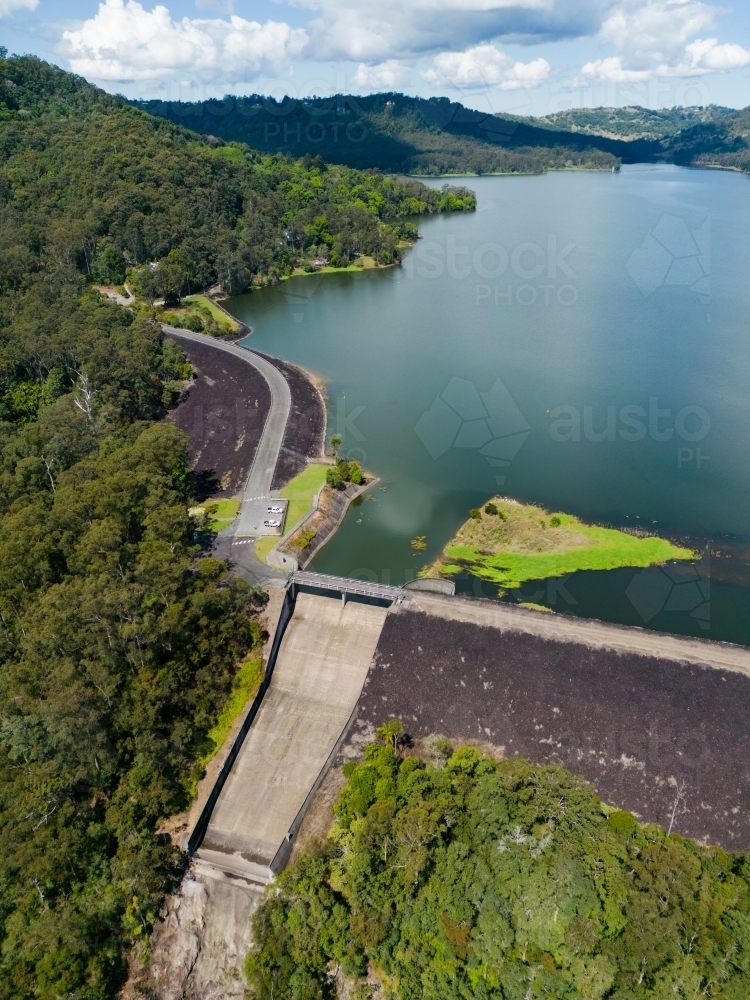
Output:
(424, 496), (695, 589)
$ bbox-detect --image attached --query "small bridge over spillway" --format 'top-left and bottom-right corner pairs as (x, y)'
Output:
(189, 573), (401, 887)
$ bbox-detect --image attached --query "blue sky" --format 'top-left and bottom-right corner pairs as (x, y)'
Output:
(3, 0), (750, 116)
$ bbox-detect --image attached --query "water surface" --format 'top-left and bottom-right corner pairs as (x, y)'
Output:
(229, 165), (750, 644)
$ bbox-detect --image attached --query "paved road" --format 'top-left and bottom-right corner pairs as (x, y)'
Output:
(404, 592), (750, 677)
(163, 326), (292, 559)
(197, 592), (388, 883)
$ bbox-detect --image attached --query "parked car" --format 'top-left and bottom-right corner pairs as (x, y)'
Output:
(267, 505), (284, 513)
(264, 519), (281, 528)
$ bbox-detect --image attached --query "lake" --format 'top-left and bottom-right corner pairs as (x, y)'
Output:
(228, 164), (750, 645)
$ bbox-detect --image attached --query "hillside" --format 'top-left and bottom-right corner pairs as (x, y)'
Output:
(247, 738), (750, 999)
(134, 92), (622, 175)
(0, 55), (475, 1000)
(136, 91), (750, 176)
(668, 105), (750, 171)
(538, 104), (735, 140)
(539, 104), (750, 172)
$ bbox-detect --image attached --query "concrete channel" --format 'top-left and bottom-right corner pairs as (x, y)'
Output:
(195, 588), (391, 883)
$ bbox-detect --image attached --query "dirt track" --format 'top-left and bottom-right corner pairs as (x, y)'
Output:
(351, 598), (750, 850)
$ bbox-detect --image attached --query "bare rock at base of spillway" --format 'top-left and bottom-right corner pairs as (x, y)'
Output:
(148, 868), (262, 1000)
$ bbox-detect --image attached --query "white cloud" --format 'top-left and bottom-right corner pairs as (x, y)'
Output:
(352, 60), (413, 90)
(0, 0), (38, 15)
(61, 0), (308, 82)
(685, 38), (750, 72)
(579, 0), (750, 82)
(579, 57), (652, 83)
(423, 43), (550, 89)
(599, 1), (715, 64)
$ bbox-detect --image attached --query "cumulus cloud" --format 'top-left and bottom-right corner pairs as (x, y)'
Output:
(599, 0), (715, 63)
(422, 43), (550, 89)
(579, 57), (653, 83)
(61, 0), (308, 82)
(352, 60), (413, 90)
(0, 0), (38, 15)
(579, 0), (750, 81)
(684, 38), (750, 71)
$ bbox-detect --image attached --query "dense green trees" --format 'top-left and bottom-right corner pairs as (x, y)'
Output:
(326, 458), (365, 489)
(0, 56), (474, 302)
(135, 92), (621, 176)
(0, 53), (479, 997)
(138, 92), (750, 177)
(247, 739), (750, 999)
(0, 281), (269, 998)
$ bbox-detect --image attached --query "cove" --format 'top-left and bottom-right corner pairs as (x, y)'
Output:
(228, 164), (750, 645)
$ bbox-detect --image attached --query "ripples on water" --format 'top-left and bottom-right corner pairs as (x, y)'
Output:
(229, 165), (750, 644)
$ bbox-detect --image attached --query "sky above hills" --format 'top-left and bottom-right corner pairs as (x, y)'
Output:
(2, 0), (750, 116)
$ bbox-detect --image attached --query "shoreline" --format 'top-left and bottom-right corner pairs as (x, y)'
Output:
(424, 495), (696, 591)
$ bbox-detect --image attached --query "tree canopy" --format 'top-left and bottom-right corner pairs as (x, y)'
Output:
(0, 53), (479, 997)
(247, 739), (750, 999)
(136, 92), (750, 178)
(0, 56), (475, 298)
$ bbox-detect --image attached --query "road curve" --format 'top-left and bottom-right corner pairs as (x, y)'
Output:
(162, 326), (292, 539)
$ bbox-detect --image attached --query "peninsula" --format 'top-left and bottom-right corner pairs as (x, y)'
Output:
(424, 496), (695, 589)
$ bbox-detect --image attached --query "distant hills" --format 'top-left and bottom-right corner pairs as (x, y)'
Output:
(537, 105), (736, 141)
(133, 92), (750, 176)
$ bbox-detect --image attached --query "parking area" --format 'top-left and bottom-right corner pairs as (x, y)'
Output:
(235, 496), (288, 537)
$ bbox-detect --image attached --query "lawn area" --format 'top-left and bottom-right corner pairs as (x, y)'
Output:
(183, 294), (239, 331)
(286, 256), (383, 278)
(253, 463), (328, 563)
(424, 496), (695, 590)
(206, 497), (240, 532)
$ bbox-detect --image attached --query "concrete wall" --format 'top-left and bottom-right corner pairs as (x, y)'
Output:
(197, 592), (388, 880)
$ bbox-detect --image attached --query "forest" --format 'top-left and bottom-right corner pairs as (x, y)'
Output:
(133, 92), (622, 175)
(0, 53), (475, 998)
(247, 736), (750, 999)
(136, 91), (750, 177)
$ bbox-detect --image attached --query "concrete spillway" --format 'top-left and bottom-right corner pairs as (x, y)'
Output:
(195, 592), (388, 883)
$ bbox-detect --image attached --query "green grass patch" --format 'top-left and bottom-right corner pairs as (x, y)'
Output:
(185, 653), (263, 798)
(253, 463), (328, 564)
(205, 497), (240, 532)
(183, 294), (239, 331)
(254, 535), (278, 562)
(283, 463), (329, 527)
(287, 256), (383, 278)
(426, 496), (695, 589)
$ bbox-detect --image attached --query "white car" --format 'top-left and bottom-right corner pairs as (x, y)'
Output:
(264, 519), (281, 528)
(267, 505), (284, 513)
